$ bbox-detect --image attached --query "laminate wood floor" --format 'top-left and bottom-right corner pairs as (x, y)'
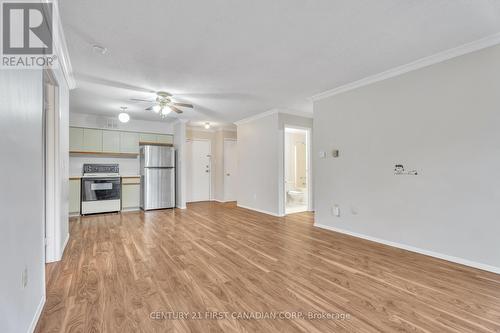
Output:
(36, 202), (500, 333)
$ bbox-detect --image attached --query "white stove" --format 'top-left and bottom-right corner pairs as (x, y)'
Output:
(81, 164), (121, 215)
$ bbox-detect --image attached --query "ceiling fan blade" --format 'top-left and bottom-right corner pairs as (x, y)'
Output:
(131, 98), (154, 103)
(169, 105), (183, 114)
(172, 102), (194, 108)
(145, 106), (153, 111)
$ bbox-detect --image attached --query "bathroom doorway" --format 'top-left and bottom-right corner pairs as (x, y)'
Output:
(284, 127), (311, 214)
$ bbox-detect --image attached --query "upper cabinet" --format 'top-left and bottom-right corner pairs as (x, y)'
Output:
(139, 133), (157, 143)
(139, 132), (174, 145)
(102, 130), (120, 153)
(69, 127), (173, 155)
(120, 131), (139, 153)
(157, 134), (173, 144)
(82, 128), (102, 152)
(69, 127), (84, 151)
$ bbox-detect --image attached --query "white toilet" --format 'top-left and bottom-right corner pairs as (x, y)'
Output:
(287, 189), (305, 204)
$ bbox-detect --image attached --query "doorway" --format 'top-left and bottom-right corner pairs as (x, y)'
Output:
(186, 139), (211, 202)
(284, 127), (311, 214)
(223, 139), (237, 202)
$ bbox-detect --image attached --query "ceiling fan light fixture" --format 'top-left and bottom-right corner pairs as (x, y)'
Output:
(161, 106), (172, 116)
(152, 105), (162, 113)
(204, 122), (210, 129)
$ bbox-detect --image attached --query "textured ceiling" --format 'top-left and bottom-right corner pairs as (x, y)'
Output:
(61, 0), (500, 126)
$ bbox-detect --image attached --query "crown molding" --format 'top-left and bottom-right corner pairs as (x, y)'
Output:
(234, 109), (279, 126)
(310, 32), (500, 102)
(234, 108), (312, 126)
(187, 126), (215, 133)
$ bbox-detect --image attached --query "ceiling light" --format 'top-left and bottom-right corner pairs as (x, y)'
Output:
(152, 105), (161, 113)
(204, 122), (210, 129)
(161, 106), (172, 116)
(118, 112), (130, 123)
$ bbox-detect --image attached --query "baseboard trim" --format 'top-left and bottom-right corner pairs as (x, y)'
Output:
(28, 294), (45, 333)
(59, 232), (70, 261)
(121, 207), (140, 212)
(176, 205), (187, 209)
(237, 204), (285, 217)
(314, 223), (500, 274)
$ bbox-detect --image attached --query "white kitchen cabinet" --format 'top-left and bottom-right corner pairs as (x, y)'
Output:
(102, 130), (120, 153)
(120, 131), (139, 153)
(139, 132), (157, 143)
(69, 127), (84, 151)
(157, 134), (173, 144)
(82, 128), (102, 152)
(69, 179), (81, 214)
(122, 179), (140, 209)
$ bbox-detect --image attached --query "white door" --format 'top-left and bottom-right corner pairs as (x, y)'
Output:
(187, 140), (211, 202)
(224, 139), (238, 201)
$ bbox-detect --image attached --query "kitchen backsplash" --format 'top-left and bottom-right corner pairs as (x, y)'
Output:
(69, 155), (140, 176)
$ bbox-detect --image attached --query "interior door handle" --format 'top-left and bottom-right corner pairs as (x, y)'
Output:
(226, 173), (230, 176)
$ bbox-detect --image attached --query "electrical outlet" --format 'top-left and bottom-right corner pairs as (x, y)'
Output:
(22, 266), (28, 288)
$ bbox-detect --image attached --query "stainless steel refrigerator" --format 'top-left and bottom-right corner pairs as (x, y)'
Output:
(140, 145), (176, 210)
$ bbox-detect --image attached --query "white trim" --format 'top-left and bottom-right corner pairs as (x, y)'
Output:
(234, 109), (279, 126)
(282, 125), (313, 216)
(314, 223), (500, 274)
(40, 0), (76, 89)
(28, 295), (45, 333)
(216, 127), (237, 132)
(58, 232), (69, 261)
(69, 212), (80, 217)
(121, 207), (141, 212)
(235, 109), (314, 126)
(176, 205), (187, 209)
(310, 32), (500, 101)
(187, 126), (216, 133)
(237, 204), (285, 217)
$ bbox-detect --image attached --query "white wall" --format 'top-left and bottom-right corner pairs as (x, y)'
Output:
(0, 70), (46, 332)
(68, 112), (174, 177)
(237, 112), (313, 216)
(237, 113), (280, 215)
(313, 44), (500, 272)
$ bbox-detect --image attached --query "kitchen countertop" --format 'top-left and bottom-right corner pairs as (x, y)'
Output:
(69, 175), (140, 179)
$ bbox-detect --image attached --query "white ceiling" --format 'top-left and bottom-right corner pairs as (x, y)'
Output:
(61, 0), (500, 127)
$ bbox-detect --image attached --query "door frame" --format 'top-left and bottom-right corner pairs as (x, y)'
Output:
(223, 138), (237, 202)
(281, 125), (313, 215)
(43, 69), (60, 263)
(186, 138), (212, 202)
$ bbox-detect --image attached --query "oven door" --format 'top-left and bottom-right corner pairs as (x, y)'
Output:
(81, 177), (121, 201)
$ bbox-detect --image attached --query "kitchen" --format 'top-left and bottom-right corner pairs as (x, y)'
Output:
(68, 112), (177, 215)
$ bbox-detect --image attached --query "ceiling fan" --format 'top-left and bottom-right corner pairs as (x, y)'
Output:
(130, 91), (194, 117)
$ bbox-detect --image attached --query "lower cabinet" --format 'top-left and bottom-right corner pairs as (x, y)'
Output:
(69, 179), (81, 215)
(69, 177), (141, 214)
(122, 178), (140, 210)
